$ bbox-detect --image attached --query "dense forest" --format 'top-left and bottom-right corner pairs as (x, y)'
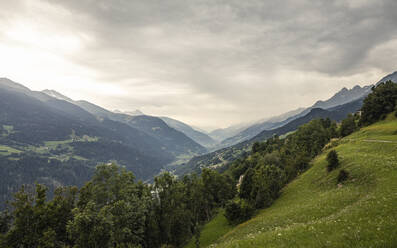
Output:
(0, 81), (396, 247)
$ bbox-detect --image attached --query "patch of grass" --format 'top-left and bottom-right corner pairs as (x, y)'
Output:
(0, 145), (21, 155)
(202, 115), (397, 247)
(1, 125), (15, 137)
(185, 209), (233, 248)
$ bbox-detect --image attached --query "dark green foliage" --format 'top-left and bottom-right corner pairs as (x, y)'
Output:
(0, 210), (11, 234)
(226, 117), (340, 223)
(327, 150), (339, 172)
(360, 81), (397, 126)
(337, 169), (349, 183)
(239, 168), (254, 200)
(0, 164), (229, 248)
(0, 155), (93, 209)
(0, 163), (236, 248)
(339, 114), (357, 137)
(224, 199), (255, 225)
(68, 163), (149, 248)
(251, 165), (286, 209)
(252, 142), (261, 153)
(3, 184), (78, 248)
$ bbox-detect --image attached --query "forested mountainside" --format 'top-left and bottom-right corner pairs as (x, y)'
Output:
(0, 78), (206, 208)
(177, 97), (364, 176)
(44, 89), (214, 150)
(41, 90), (207, 156)
(1, 81), (396, 248)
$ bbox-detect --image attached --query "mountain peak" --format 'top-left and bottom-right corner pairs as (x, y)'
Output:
(42, 89), (74, 102)
(0, 78), (30, 92)
(114, 109), (144, 116)
(376, 71), (397, 85)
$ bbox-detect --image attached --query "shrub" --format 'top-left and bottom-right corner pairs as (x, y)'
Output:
(326, 150), (339, 172)
(339, 114), (357, 137)
(337, 169), (349, 183)
(224, 199), (254, 225)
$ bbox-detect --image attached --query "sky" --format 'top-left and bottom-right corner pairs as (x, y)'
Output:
(0, 0), (396, 130)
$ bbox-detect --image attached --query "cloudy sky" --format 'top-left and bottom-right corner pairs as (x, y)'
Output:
(1, 0), (396, 129)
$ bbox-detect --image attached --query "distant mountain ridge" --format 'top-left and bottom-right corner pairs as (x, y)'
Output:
(40, 89), (212, 151)
(160, 116), (216, 148)
(208, 123), (252, 142)
(312, 85), (372, 109)
(219, 79), (380, 147)
(40, 89), (206, 156)
(376, 71), (397, 85)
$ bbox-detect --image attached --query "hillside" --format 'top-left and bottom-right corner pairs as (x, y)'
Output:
(188, 114), (397, 247)
(0, 85), (173, 175)
(178, 98), (363, 176)
(1, 79), (207, 207)
(250, 98), (363, 142)
(41, 90), (207, 156)
(160, 116), (217, 148)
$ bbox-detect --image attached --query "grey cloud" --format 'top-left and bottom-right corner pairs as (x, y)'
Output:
(1, 0), (397, 126)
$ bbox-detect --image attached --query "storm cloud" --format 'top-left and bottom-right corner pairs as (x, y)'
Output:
(1, 0), (396, 128)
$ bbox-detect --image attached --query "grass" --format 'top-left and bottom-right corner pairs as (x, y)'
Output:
(0, 145), (21, 155)
(196, 114), (397, 247)
(2, 135), (98, 161)
(185, 209), (233, 248)
(1, 125), (15, 137)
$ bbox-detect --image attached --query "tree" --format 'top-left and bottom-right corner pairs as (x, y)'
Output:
(224, 199), (254, 225)
(251, 165), (286, 208)
(339, 114), (357, 137)
(337, 169), (349, 183)
(0, 210), (11, 234)
(360, 81), (397, 126)
(239, 168), (254, 200)
(326, 150), (339, 172)
(68, 163), (149, 248)
(252, 142), (261, 153)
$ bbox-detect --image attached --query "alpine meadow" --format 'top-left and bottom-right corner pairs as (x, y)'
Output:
(1, 1), (397, 247)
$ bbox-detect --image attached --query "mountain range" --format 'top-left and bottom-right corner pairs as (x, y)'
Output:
(0, 78), (208, 179)
(217, 79), (378, 148)
(0, 71), (396, 206)
(177, 71), (396, 174)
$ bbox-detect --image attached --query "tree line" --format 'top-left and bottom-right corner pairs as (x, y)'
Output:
(0, 163), (235, 248)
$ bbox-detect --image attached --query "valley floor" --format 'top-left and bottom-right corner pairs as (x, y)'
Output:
(188, 114), (397, 247)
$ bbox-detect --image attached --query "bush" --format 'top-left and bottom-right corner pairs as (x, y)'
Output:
(326, 150), (339, 172)
(339, 114), (357, 137)
(224, 199), (255, 225)
(337, 169), (349, 183)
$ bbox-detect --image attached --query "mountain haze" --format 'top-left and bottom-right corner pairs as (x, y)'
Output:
(160, 116), (216, 148)
(218, 71), (396, 147)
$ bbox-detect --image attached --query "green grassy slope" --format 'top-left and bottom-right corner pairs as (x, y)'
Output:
(199, 114), (397, 247)
(185, 210), (233, 248)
